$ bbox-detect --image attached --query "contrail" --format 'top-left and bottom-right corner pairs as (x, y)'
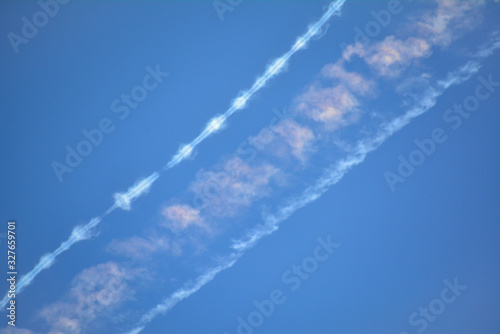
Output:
(123, 60), (482, 334)
(0, 173), (159, 308)
(0, 217), (102, 307)
(0, 0), (348, 309)
(163, 0), (347, 171)
(113, 172), (160, 211)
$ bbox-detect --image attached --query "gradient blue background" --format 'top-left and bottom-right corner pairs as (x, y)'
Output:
(0, 1), (499, 333)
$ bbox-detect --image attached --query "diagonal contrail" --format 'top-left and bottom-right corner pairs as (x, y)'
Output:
(0, 172), (160, 309)
(163, 0), (346, 170)
(163, 0), (347, 171)
(0, 0), (348, 309)
(123, 60), (482, 334)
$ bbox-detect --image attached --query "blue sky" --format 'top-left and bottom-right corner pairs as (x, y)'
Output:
(1, 0), (500, 333)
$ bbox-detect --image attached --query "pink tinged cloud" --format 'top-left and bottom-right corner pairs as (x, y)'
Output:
(249, 119), (316, 163)
(1, 0), (351, 308)
(187, 157), (280, 219)
(164, 0), (348, 171)
(123, 19), (498, 334)
(124, 61), (481, 334)
(122, 31), (497, 334)
(321, 62), (375, 95)
(343, 36), (431, 78)
(39, 262), (135, 334)
(108, 235), (175, 260)
(340, 0), (485, 79)
(295, 84), (362, 130)
(271, 119), (316, 161)
(162, 204), (207, 231)
(416, 0), (484, 47)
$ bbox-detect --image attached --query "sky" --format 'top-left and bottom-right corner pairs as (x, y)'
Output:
(0, 0), (499, 333)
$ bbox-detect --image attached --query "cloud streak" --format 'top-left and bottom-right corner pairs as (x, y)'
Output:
(39, 262), (135, 334)
(113, 173), (160, 211)
(342, 0), (485, 79)
(163, 0), (347, 171)
(415, 0), (484, 47)
(108, 234), (175, 260)
(0, 0), (348, 308)
(344, 36), (432, 78)
(0, 171), (161, 308)
(0, 217), (102, 309)
(123, 59), (482, 334)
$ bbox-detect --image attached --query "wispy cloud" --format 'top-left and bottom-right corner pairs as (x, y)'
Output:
(123, 253), (240, 334)
(123, 57), (484, 334)
(0, 0), (350, 308)
(107, 234), (177, 260)
(472, 28), (500, 58)
(116, 0), (492, 265)
(294, 55), (375, 131)
(108, 156), (282, 261)
(344, 36), (431, 78)
(249, 119), (316, 163)
(295, 84), (363, 130)
(39, 262), (137, 334)
(187, 158), (280, 220)
(163, 0), (347, 171)
(321, 62), (376, 95)
(0, 328), (37, 334)
(113, 120), (314, 261)
(341, 0), (485, 79)
(0, 217), (101, 309)
(415, 0), (484, 47)
(121, 3), (496, 332)
(162, 204), (207, 232)
(111, 118), (313, 260)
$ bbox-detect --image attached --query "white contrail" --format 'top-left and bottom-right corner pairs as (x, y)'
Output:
(113, 172), (160, 211)
(124, 253), (241, 334)
(0, 172), (160, 307)
(164, 0), (347, 171)
(472, 28), (500, 58)
(0, 172), (160, 308)
(0, 216), (101, 308)
(123, 60), (482, 334)
(0, 0), (347, 310)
